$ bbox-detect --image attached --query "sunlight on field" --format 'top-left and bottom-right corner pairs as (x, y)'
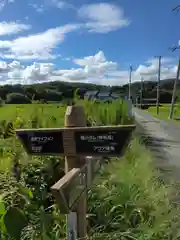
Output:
(0, 104), (67, 172)
(147, 104), (180, 124)
(0, 104), (66, 127)
(0, 100), (132, 173)
(0, 101), (179, 239)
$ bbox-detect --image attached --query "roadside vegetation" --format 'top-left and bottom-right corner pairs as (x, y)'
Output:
(89, 139), (180, 239)
(147, 104), (180, 124)
(0, 98), (179, 239)
(0, 78), (176, 105)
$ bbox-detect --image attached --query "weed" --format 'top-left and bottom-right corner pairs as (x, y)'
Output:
(0, 98), (179, 239)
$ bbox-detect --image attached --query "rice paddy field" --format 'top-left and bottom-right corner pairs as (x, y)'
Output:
(0, 99), (179, 239)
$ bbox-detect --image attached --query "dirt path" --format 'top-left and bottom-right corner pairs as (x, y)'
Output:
(133, 107), (180, 183)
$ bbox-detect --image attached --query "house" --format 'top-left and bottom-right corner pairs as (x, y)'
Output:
(84, 90), (99, 100)
(84, 90), (122, 102)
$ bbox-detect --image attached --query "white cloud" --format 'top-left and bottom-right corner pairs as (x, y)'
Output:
(29, 1), (75, 13)
(22, 62), (53, 81)
(0, 0), (14, 11)
(0, 21), (31, 36)
(146, 57), (175, 65)
(5, 62), (54, 85)
(51, 0), (65, 9)
(54, 68), (87, 80)
(9, 60), (23, 69)
(50, 0), (74, 9)
(0, 1), (5, 11)
(63, 56), (73, 61)
(51, 54), (178, 85)
(0, 61), (9, 73)
(74, 51), (106, 66)
(135, 57), (177, 81)
(1, 53), (58, 60)
(0, 24), (80, 60)
(0, 53), (178, 86)
(136, 64), (158, 76)
(28, 3), (44, 13)
(74, 51), (117, 77)
(78, 3), (130, 33)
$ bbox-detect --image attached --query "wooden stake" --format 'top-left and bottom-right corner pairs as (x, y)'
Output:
(64, 105), (87, 239)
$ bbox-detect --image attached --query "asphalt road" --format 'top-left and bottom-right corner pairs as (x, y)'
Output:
(133, 107), (180, 181)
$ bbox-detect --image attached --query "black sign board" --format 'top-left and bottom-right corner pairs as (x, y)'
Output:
(75, 128), (133, 156)
(16, 130), (64, 155)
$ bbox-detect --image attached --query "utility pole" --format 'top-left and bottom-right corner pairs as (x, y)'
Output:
(140, 76), (143, 108)
(129, 65), (132, 100)
(154, 56), (162, 115)
(169, 57), (180, 119)
(169, 9), (180, 119)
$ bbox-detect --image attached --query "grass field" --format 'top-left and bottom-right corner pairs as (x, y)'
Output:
(0, 100), (179, 239)
(146, 104), (180, 124)
(147, 104), (180, 124)
(0, 104), (66, 127)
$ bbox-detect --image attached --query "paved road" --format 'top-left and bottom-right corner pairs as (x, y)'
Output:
(133, 107), (180, 181)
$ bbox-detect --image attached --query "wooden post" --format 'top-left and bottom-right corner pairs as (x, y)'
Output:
(16, 112), (136, 240)
(64, 105), (87, 239)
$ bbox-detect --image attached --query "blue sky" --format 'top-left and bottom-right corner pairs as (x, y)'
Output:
(0, 0), (179, 85)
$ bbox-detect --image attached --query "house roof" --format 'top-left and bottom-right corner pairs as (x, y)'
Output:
(84, 90), (123, 99)
(84, 90), (99, 97)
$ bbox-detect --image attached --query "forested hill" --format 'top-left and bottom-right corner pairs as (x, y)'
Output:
(0, 78), (179, 104)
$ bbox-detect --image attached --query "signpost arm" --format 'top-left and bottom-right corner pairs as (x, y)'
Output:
(64, 105), (87, 239)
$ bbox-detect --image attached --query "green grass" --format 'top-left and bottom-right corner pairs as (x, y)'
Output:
(0, 104), (66, 127)
(147, 104), (180, 124)
(89, 139), (180, 239)
(0, 99), (133, 173)
(0, 99), (179, 239)
(0, 104), (67, 173)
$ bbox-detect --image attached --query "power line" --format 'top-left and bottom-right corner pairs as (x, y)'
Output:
(172, 4), (180, 12)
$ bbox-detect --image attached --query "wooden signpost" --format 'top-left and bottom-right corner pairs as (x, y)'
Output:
(16, 126), (135, 157)
(50, 166), (87, 213)
(15, 105), (136, 240)
(86, 156), (102, 187)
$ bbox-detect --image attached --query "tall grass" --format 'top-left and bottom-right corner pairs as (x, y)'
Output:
(0, 99), (179, 239)
(89, 139), (180, 239)
(80, 99), (134, 125)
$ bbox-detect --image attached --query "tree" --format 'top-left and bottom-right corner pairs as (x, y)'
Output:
(6, 93), (31, 104)
(0, 96), (4, 107)
(43, 90), (62, 102)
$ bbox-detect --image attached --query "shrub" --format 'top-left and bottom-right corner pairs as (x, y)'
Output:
(6, 93), (31, 104)
(0, 96), (4, 107)
(89, 139), (180, 239)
